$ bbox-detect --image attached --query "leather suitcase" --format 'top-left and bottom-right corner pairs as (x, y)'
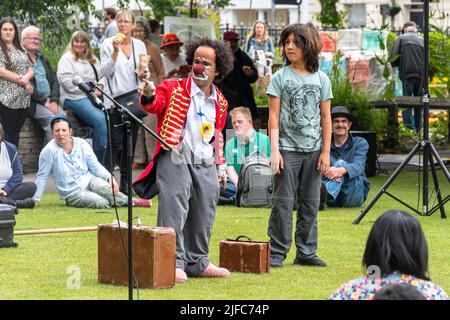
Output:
(219, 236), (270, 273)
(0, 204), (18, 248)
(98, 224), (176, 289)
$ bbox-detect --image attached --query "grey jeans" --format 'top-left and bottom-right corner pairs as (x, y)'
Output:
(268, 150), (321, 264)
(32, 103), (65, 141)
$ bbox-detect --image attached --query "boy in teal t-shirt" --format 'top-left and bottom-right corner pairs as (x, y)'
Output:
(266, 23), (332, 268)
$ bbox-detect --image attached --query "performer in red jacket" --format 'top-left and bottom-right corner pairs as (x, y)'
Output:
(134, 38), (233, 283)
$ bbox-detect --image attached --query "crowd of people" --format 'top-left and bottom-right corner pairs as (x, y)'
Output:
(0, 9), (447, 298)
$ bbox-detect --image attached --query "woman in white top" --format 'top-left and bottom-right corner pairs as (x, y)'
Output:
(57, 30), (114, 167)
(100, 9), (149, 194)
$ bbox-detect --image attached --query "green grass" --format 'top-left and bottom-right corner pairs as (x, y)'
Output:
(0, 171), (449, 300)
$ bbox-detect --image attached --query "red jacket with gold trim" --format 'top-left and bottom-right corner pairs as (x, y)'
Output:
(133, 76), (228, 199)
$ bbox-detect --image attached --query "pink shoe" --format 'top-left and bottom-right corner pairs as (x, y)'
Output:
(176, 268), (188, 283)
(132, 198), (152, 207)
(199, 263), (230, 278)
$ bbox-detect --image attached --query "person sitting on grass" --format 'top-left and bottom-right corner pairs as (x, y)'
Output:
(33, 116), (152, 208)
(322, 106), (370, 208)
(0, 122), (36, 208)
(219, 107), (270, 204)
(330, 210), (448, 300)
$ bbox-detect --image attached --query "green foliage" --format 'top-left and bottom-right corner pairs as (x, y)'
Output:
(142, 0), (182, 21)
(430, 112), (450, 147)
(428, 8), (450, 98)
(318, 0), (344, 29)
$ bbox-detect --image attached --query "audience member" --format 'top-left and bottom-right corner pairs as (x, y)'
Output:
(134, 38), (234, 283)
(148, 19), (163, 48)
(0, 123), (36, 208)
(160, 33), (189, 79)
(103, 7), (118, 38)
(132, 17), (164, 169)
(21, 26), (65, 142)
(220, 31), (261, 131)
(100, 9), (149, 194)
(57, 30), (111, 166)
(266, 23), (332, 268)
(0, 17), (34, 147)
(322, 106), (370, 208)
(330, 210), (448, 300)
(220, 107), (270, 203)
(245, 20), (275, 59)
(389, 21), (424, 132)
(33, 116), (151, 208)
(373, 283), (426, 300)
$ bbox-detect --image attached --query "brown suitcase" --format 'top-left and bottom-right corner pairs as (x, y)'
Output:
(219, 236), (270, 273)
(98, 224), (176, 289)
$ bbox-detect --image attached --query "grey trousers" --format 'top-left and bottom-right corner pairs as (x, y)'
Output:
(32, 103), (65, 141)
(65, 176), (127, 208)
(156, 147), (219, 276)
(268, 150), (321, 264)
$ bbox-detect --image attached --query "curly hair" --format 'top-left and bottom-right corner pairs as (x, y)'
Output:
(185, 37), (234, 82)
(279, 23), (322, 73)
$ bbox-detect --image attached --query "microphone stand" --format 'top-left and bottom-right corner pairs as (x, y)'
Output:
(89, 84), (174, 300)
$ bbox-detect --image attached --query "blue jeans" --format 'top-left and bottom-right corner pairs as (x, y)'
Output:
(220, 181), (236, 199)
(64, 98), (108, 159)
(322, 160), (370, 208)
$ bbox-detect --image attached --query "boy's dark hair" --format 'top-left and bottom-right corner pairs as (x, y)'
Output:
(50, 116), (72, 130)
(278, 23), (322, 73)
(373, 283), (426, 300)
(363, 210), (429, 280)
(185, 38), (234, 82)
(104, 7), (116, 19)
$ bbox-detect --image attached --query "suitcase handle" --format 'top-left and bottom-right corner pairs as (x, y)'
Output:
(234, 235), (252, 242)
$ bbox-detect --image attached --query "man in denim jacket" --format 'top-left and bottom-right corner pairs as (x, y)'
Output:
(322, 106), (371, 207)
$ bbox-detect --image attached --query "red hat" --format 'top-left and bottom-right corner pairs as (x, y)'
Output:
(223, 31), (240, 41)
(160, 33), (183, 49)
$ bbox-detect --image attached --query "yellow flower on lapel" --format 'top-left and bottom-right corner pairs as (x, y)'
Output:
(201, 123), (213, 142)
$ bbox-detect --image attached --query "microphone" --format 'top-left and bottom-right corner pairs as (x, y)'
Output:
(72, 76), (104, 107)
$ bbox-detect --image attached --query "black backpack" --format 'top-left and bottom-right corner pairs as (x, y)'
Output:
(236, 152), (274, 208)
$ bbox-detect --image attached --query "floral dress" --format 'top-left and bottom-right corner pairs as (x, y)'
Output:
(330, 272), (448, 300)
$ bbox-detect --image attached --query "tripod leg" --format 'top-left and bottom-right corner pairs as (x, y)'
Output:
(353, 142), (422, 224)
(429, 143), (450, 182)
(428, 147), (447, 219)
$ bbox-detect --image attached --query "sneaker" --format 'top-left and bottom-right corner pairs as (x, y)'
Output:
(132, 198), (152, 207)
(15, 198), (36, 209)
(176, 268), (188, 284)
(198, 263), (230, 278)
(294, 256), (327, 267)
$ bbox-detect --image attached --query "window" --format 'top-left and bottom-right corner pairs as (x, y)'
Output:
(348, 4), (367, 28)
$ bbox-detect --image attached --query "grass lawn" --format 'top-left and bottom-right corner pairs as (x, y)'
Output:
(0, 170), (448, 300)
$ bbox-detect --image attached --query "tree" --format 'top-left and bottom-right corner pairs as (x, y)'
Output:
(317, 0), (343, 29)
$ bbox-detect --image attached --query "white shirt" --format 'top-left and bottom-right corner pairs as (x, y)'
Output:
(100, 37), (148, 108)
(183, 80), (217, 160)
(161, 53), (186, 78)
(57, 52), (114, 105)
(0, 142), (12, 189)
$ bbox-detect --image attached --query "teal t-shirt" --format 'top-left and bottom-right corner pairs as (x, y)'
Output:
(266, 66), (333, 152)
(225, 130), (271, 173)
(33, 58), (51, 98)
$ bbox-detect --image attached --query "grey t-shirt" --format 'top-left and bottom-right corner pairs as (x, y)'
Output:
(267, 66), (332, 152)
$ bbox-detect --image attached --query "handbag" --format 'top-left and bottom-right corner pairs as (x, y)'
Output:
(107, 40), (147, 119)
